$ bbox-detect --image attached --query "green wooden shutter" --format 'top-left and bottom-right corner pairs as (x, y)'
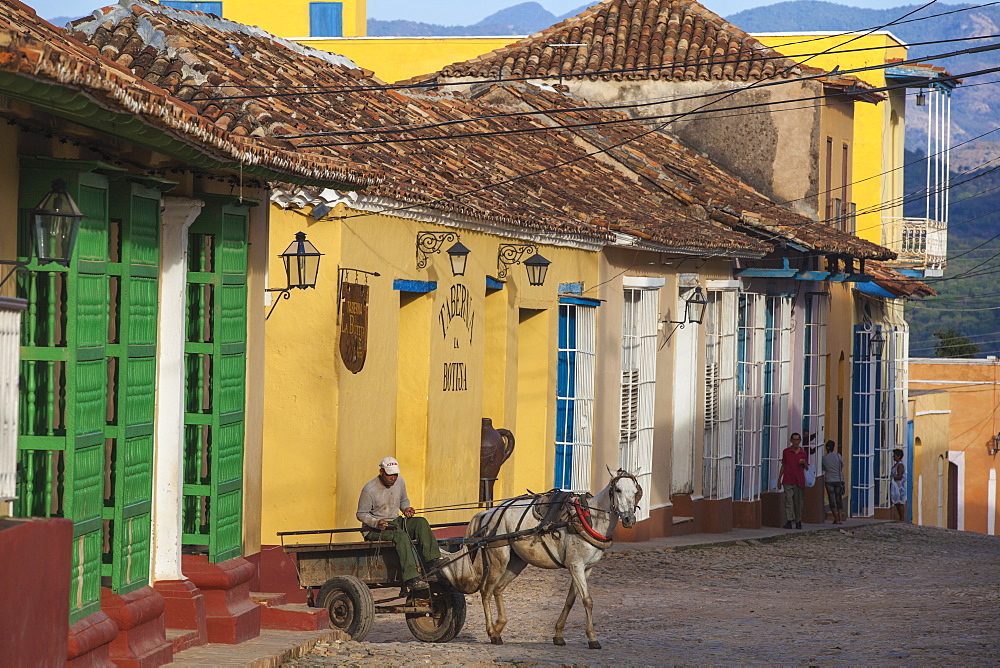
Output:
(183, 202), (248, 563)
(16, 169), (109, 623)
(102, 183), (160, 594)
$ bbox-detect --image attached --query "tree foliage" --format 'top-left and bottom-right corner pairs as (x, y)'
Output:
(933, 327), (980, 358)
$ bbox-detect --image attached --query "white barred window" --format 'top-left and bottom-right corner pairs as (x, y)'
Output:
(803, 293), (829, 473)
(619, 285), (658, 521)
(0, 299), (26, 503)
(735, 293), (765, 502)
(761, 295), (792, 492)
(703, 289), (737, 500)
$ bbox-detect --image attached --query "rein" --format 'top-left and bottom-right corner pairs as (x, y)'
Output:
(572, 498), (611, 542)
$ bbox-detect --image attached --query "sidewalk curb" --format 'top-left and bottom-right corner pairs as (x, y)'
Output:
(609, 518), (891, 554)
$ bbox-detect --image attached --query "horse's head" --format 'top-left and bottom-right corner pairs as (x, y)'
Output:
(609, 469), (642, 528)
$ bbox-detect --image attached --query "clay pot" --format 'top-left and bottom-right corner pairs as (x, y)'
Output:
(480, 418), (515, 480)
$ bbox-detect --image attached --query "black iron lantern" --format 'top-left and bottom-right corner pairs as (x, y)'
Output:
(446, 241), (471, 277)
(685, 287), (708, 325)
(524, 253), (551, 287)
(916, 90), (927, 107)
(989, 433), (1000, 457)
(870, 329), (887, 358)
(32, 179), (83, 266)
(280, 231), (323, 289)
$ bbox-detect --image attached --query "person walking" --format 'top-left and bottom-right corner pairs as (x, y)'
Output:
(357, 456), (444, 590)
(822, 440), (846, 524)
(889, 448), (907, 521)
(776, 433), (809, 529)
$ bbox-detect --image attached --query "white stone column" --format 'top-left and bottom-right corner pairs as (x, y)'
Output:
(151, 196), (204, 582)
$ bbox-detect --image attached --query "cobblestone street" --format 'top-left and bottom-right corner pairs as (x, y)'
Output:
(291, 523), (1000, 666)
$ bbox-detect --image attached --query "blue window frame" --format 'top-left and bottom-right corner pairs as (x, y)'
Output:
(310, 2), (343, 37)
(851, 326), (876, 516)
(161, 1), (223, 14)
(555, 300), (597, 492)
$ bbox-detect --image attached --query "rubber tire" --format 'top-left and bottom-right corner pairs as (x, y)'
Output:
(318, 575), (375, 641)
(406, 588), (467, 643)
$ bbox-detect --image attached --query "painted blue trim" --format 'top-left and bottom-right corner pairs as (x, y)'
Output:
(735, 268), (798, 278)
(845, 274), (874, 283)
(896, 269), (924, 278)
(794, 271), (830, 281)
(827, 273), (848, 282)
(161, 1), (223, 13)
(558, 282), (584, 295)
(486, 276), (504, 291)
(393, 279), (437, 293)
(559, 296), (601, 307)
(854, 281), (897, 300)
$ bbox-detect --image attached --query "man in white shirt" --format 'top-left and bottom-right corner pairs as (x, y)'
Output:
(356, 456), (443, 590)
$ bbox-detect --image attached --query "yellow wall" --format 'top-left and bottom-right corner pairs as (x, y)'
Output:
(155, 0), (367, 37)
(296, 37), (518, 84)
(908, 391), (951, 528)
(754, 33), (908, 245)
(261, 202), (599, 543)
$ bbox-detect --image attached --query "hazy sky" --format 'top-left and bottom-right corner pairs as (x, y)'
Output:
(35, 0), (966, 25)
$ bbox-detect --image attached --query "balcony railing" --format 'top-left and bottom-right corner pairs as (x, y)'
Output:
(883, 217), (947, 275)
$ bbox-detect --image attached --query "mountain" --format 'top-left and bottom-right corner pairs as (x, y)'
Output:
(903, 149), (1000, 357)
(369, 2), (590, 37)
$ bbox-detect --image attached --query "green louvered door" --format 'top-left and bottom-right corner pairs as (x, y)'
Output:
(16, 170), (109, 622)
(183, 203), (249, 563)
(103, 183), (161, 593)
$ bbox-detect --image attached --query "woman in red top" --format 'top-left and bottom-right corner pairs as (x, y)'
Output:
(776, 433), (810, 529)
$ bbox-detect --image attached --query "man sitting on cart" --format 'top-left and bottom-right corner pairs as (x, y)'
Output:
(357, 456), (444, 590)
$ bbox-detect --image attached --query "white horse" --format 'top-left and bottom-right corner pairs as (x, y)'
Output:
(438, 469), (642, 649)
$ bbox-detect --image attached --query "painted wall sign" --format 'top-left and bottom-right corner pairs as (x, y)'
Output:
(340, 282), (369, 374)
(438, 283), (475, 391)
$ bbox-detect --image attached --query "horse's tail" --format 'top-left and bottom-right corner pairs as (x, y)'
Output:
(438, 512), (487, 594)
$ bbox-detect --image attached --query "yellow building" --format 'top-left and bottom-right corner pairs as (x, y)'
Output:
(753, 32), (907, 246)
(753, 32), (957, 277)
(158, 0), (368, 37)
(261, 202), (602, 540)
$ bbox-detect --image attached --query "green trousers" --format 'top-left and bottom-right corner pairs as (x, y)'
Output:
(364, 516), (441, 582)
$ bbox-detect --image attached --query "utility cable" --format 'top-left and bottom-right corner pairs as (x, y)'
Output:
(283, 40), (999, 142)
(182, 2), (1000, 99)
(328, 0), (941, 228)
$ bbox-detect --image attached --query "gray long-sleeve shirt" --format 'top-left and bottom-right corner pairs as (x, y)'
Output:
(356, 476), (411, 530)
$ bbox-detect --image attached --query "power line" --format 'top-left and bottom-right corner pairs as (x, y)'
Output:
(284, 41), (1000, 143)
(176, 2), (1000, 99)
(328, 0), (941, 264)
(294, 73), (1000, 149)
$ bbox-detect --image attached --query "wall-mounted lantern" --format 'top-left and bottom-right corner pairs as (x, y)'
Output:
(667, 287), (708, 327)
(497, 243), (550, 286)
(870, 329), (887, 358)
(446, 241), (471, 277)
(266, 231), (324, 319)
(989, 433), (999, 457)
(916, 90), (927, 107)
(416, 231), (468, 276)
(32, 179), (84, 266)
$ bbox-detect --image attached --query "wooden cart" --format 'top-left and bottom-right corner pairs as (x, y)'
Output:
(278, 528), (467, 643)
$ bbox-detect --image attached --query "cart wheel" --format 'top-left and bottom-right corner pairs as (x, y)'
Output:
(318, 575), (375, 641)
(406, 587), (467, 643)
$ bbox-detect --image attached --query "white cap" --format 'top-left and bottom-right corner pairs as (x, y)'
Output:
(379, 456), (400, 475)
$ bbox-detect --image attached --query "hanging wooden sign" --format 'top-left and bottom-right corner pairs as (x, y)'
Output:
(339, 281), (369, 373)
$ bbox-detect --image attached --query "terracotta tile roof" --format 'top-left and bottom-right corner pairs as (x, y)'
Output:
(408, 0), (883, 103)
(429, 0), (804, 83)
(66, 2), (892, 260)
(0, 0), (374, 189)
(866, 260), (936, 299)
(493, 84), (893, 260)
